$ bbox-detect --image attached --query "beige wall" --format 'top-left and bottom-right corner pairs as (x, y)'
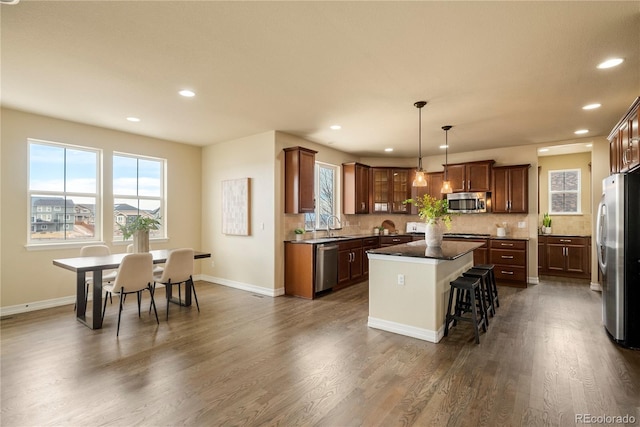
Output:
(0, 108), (202, 311)
(538, 152), (593, 236)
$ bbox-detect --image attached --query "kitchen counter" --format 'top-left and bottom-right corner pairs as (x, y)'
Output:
(368, 239), (483, 260)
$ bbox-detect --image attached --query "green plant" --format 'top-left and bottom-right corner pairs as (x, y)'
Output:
(404, 195), (454, 230)
(119, 216), (161, 240)
(294, 228), (305, 235)
(377, 226), (385, 231)
(542, 213), (552, 227)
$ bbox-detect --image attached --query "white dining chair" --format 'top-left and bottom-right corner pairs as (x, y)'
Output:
(153, 248), (198, 320)
(128, 243), (164, 275)
(102, 253), (159, 336)
(75, 245), (117, 311)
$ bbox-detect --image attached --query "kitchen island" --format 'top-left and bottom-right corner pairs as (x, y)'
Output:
(367, 239), (483, 343)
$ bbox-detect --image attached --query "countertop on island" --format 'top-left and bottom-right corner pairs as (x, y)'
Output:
(367, 239), (484, 261)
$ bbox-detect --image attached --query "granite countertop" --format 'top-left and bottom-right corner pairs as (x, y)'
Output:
(538, 234), (591, 238)
(367, 240), (484, 260)
(288, 232), (531, 244)
(288, 233), (378, 245)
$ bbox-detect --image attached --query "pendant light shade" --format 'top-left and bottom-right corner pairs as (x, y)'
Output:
(412, 101), (428, 187)
(441, 125), (453, 194)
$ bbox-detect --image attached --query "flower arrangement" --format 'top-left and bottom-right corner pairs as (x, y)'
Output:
(119, 216), (161, 240)
(404, 195), (453, 230)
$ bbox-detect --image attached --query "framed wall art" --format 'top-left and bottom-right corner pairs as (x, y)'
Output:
(221, 177), (250, 236)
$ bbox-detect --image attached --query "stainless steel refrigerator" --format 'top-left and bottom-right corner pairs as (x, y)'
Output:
(596, 173), (640, 349)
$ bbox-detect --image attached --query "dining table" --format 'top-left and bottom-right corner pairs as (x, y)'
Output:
(53, 249), (211, 330)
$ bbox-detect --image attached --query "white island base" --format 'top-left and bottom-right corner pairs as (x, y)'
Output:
(367, 250), (474, 343)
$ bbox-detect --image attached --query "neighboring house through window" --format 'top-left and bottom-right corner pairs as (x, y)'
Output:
(548, 169), (581, 214)
(28, 139), (99, 243)
(113, 153), (166, 240)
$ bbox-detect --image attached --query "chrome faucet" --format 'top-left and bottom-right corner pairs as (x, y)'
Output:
(324, 215), (341, 237)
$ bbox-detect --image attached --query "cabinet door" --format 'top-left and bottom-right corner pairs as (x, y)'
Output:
(545, 244), (566, 272)
(445, 164), (466, 192)
(298, 149), (316, 212)
(630, 108), (640, 170)
(610, 135), (621, 174)
(538, 237), (546, 272)
(343, 163), (370, 214)
(391, 169), (411, 213)
(492, 167), (509, 213)
(467, 162), (492, 192)
(427, 172), (444, 200)
(371, 168), (390, 212)
(337, 249), (352, 285)
(355, 164), (370, 213)
(507, 166), (529, 213)
(565, 245), (588, 275)
(350, 247), (364, 281)
(284, 146), (317, 214)
(620, 121), (632, 172)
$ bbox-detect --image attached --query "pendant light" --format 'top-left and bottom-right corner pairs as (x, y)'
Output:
(440, 125), (453, 194)
(412, 101), (428, 187)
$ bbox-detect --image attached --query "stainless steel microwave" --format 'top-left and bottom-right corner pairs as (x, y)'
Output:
(446, 192), (489, 213)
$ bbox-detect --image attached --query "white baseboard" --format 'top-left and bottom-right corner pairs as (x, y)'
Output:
(590, 282), (602, 292)
(367, 316), (442, 343)
(199, 275), (284, 297)
(0, 274), (218, 317)
(528, 276), (540, 284)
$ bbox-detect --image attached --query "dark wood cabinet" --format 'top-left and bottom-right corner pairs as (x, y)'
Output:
(379, 235), (412, 247)
(444, 160), (494, 193)
(343, 162), (370, 214)
(492, 164), (530, 213)
(370, 168), (411, 214)
(409, 171), (444, 215)
(284, 242), (315, 299)
(361, 236), (379, 276)
(284, 146), (317, 214)
(337, 239), (364, 288)
(539, 235), (591, 279)
(443, 237), (488, 265)
(609, 97), (640, 174)
(489, 239), (528, 287)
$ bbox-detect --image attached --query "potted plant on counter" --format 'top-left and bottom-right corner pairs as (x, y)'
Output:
(294, 228), (305, 241)
(404, 195), (453, 247)
(119, 216), (161, 253)
(542, 213), (552, 234)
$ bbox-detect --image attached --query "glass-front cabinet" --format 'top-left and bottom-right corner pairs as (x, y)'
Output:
(371, 168), (411, 213)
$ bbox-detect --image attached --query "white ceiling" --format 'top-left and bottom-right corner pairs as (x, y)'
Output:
(1, 1), (639, 158)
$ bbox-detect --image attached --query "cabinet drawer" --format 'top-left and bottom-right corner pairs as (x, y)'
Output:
(545, 236), (588, 246)
(490, 249), (526, 266)
(337, 239), (363, 251)
(490, 239), (526, 250)
(380, 235), (412, 246)
(494, 266), (526, 282)
(361, 237), (379, 247)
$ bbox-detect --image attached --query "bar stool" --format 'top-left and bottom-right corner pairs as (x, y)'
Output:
(444, 276), (486, 344)
(463, 267), (495, 323)
(474, 264), (499, 308)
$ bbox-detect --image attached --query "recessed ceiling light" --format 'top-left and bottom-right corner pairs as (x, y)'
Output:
(582, 103), (601, 110)
(330, 125), (341, 130)
(384, 148), (393, 152)
(539, 148), (549, 152)
(574, 129), (589, 135)
(439, 145), (448, 149)
(597, 58), (624, 69)
(179, 89), (195, 97)
(586, 144), (593, 147)
(126, 117), (141, 122)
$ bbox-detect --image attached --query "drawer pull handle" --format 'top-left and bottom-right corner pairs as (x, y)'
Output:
(501, 270), (514, 275)
(559, 239), (572, 243)
(392, 238), (400, 242)
(501, 255), (514, 259)
(501, 243), (514, 247)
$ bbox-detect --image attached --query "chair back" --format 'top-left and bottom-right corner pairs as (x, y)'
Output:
(80, 244), (111, 257)
(126, 244), (134, 253)
(112, 253), (154, 294)
(158, 248), (194, 283)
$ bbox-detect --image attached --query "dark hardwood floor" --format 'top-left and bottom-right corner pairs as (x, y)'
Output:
(2, 277), (639, 426)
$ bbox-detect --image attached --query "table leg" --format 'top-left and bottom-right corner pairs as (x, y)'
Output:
(76, 272), (87, 316)
(92, 269), (103, 329)
(165, 281), (192, 307)
(76, 269), (104, 330)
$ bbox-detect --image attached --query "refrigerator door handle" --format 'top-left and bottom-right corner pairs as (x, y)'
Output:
(596, 194), (607, 274)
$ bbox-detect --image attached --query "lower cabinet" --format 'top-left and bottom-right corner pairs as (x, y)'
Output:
(337, 240), (363, 288)
(379, 235), (413, 247)
(489, 239), (528, 287)
(361, 237), (379, 276)
(443, 237), (488, 265)
(539, 235), (591, 279)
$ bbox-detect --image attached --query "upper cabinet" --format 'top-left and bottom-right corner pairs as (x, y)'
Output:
(409, 171), (444, 215)
(284, 146), (317, 214)
(609, 97), (640, 174)
(444, 160), (494, 192)
(343, 162), (370, 214)
(371, 167), (412, 214)
(492, 164), (530, 213)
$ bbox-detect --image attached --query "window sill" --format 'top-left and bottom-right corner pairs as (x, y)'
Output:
(25, 237), (169, 252)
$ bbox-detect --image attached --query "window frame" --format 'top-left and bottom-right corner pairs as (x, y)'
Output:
(112, 152), (167, 242)
(27, 138), (102, 248)
(548, 168), (582, 215)
(304, 161), (341, 231)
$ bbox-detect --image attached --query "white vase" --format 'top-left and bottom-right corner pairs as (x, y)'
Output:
(425, 222), (444, 247)
(133, 230), (150, 253)
(295, 234), (303, 241)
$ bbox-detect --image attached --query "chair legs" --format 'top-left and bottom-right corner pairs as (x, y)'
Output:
(103, 285), (159, 337)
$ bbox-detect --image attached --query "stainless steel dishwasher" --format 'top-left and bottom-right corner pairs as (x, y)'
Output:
(315, 243), (338, 293)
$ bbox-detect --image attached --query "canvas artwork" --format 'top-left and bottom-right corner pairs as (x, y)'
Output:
(222, 178), (250, 235)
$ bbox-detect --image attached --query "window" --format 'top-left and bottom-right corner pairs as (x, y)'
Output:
(304, 162), (340, 230)
(28, 139), (99, 243)
(113, 153), (165, 240)
(548, 169), (581, 214)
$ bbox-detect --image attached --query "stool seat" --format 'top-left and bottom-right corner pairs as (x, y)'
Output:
(444, 276), (487, 344)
